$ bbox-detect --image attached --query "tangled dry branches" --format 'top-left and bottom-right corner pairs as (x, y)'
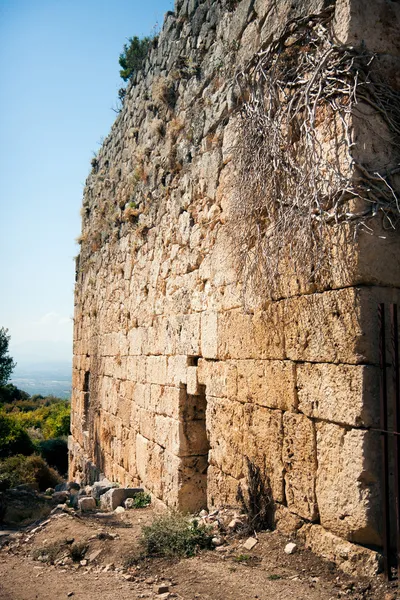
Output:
(231, 5), (400, 298)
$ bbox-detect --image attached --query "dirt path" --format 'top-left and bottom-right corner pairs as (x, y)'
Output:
(0, 509), (395, 600)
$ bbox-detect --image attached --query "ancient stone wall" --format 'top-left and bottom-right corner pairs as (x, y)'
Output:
(70, 0), (400, 574)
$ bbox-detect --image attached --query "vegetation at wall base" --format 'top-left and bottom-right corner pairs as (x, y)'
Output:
(141, 511), (214, 558)
(131, 491), (151, 508)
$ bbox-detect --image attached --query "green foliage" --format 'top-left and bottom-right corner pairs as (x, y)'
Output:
(41, 402), (70, 438)
(0, 454), (61, 491)
(131, 491), (151, 508)
(0, 413), (34, 458)
(233, 554), (251, 563)
(141, 512), (214, 558)
(37, 438), (68, 475)
(119, 36), (152, 81)
(0, 328), (16, 386)
(3, 400), (70, 440)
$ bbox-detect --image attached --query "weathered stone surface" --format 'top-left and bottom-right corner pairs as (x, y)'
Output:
(282, 413), (318, 521)
(315, 422), (381, 545)
(297, 363), (379, 427)
(99, 487), (144, 511)
(299, 523), (382, 577)
(78, 496), (96, 512)
(274, 504), (304, 535)
(69, 0), (400, 576)
(235, 360), (296, 411)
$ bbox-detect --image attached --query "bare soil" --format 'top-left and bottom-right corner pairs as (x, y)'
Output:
(0, 507), (396, 600)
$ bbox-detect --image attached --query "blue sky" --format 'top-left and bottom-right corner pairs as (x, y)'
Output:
(0, 0), (173, 365)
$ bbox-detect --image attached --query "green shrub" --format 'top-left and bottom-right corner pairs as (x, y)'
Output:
(5, 401), (70, 440)
(0, 454), (62, 491)
(0, 413), (34, 457)
(119, 36), (152, 81)
(132, 491), (151, 508)
(37, 437), (68, 475)
(141, 512), (214, 558)
(42, 402), (70, 438)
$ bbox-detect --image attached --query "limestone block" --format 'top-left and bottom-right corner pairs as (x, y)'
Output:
(179, 418), (210, 457)
(146, 355), (167, 384)
(128, 327), (146, 356)
(218, 309), (285, 360)
(200, 311), (218, 359)
(166, 355), (187, 387)
(284, 286), (400, 364)
(186, 366), (200, 395)
(115, 395), (131, 425)
(137, 407), (156, 441)
(177, 313), (200, 356)
(207, 397), (245, 479)
(207, 465), (241, 509)
(274, 504), (304, 535)
(150, 384), (181, 419)
(282, 413), (318, 521)
(236, 360), (296, 411)
(356, 215), (400, 288)
(91, 479), (118, 500)
(297, 363), (379, 427)
(300, 523), (382, 578)
(131, 383), (151, 412)
(243, 404), (284, 502)
(202, 361), (237, 398)
(283, 290), (360, 363)
(136, 434), (180, 506)
(154, 414), (180, 455)
(178, 454), (209, 512)
(316, 422), (381, 545)
(99, 487), (144, 511)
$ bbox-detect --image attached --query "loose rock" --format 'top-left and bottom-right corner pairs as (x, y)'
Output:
(284, 542), (297, 555)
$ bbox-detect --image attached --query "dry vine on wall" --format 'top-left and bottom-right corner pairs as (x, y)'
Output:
(231, 5), (400, 299)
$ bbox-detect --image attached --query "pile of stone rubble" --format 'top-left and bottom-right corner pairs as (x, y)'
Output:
(49, 478), (144, 514)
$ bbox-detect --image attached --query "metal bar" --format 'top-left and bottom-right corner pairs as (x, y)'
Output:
(391, 304), (400, 581)
(379, 303), (391, 580)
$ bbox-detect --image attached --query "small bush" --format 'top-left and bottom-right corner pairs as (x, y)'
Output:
(37, 438), (68, 475)
(141, 512), (214, 558)
(0, 454), (62, 491)
(70, 542), (88, 562)
(119, 36), (152, 81)
(132, 492), (151, 508)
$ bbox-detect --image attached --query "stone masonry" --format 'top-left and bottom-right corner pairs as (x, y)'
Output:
(70, 0), (400, 572)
